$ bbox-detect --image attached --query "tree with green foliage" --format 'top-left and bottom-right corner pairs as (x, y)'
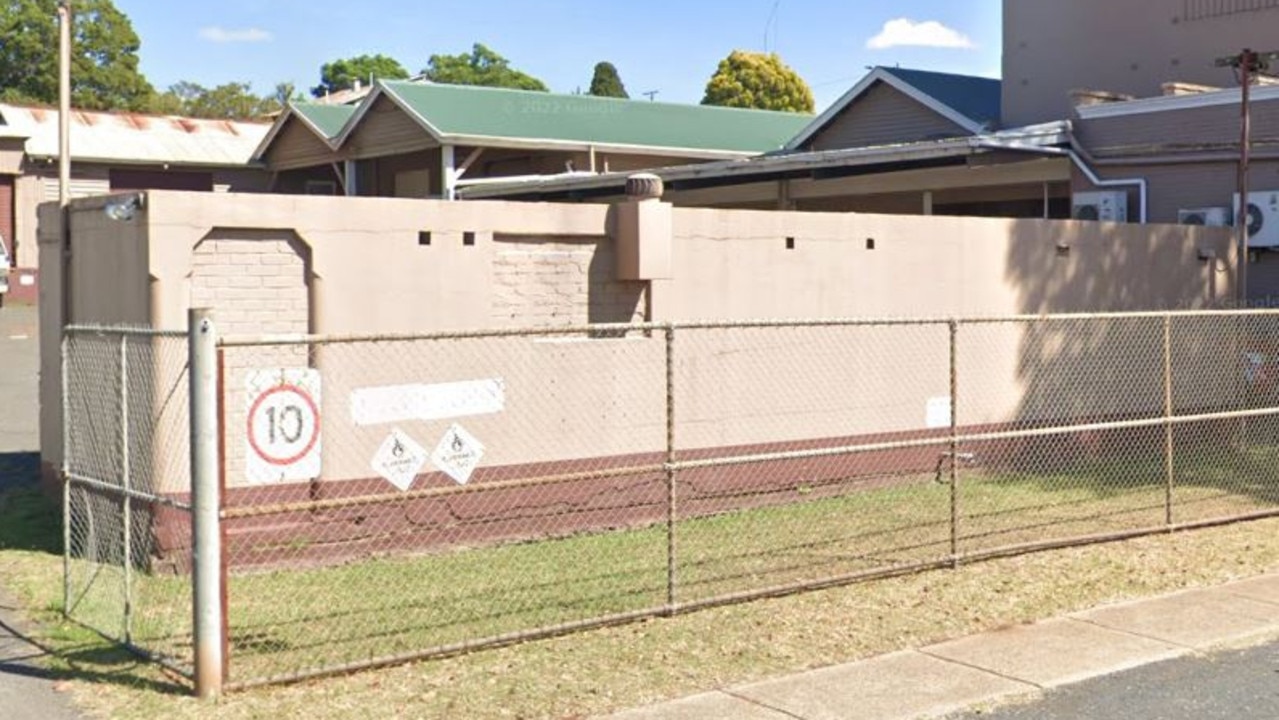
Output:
(312, 53), (409, 97)
(701, 50), (814, 113)
(588, 61), (628, 98)
(0, 0), (154, 111)
(150, 81), (282, 119)
(423, 43), (547, 91)
(273, 82), (303, 108)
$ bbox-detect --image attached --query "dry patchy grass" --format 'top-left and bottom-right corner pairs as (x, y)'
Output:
(4, 481), (1279, 719)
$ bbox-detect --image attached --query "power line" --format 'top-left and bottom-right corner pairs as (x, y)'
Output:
(763, 0), (781, 51)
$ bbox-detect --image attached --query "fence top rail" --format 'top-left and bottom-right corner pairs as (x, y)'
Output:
(64, 324), (186, 339)
(214, 307), (1279, 346)
(218, 322), (669, 347)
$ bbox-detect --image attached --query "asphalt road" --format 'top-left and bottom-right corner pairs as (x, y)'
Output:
(951, 636), (1279, 720)
(0, 303), (39, 458)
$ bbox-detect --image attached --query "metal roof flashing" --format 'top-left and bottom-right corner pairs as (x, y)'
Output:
(458, 121), (1068, 199)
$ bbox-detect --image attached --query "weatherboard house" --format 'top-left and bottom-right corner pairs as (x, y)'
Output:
(253, 79), (812, 199)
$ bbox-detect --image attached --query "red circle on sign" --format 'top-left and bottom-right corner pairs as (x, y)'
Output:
(247, 384), (320, 466)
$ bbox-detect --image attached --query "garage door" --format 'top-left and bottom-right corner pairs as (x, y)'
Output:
(0, 175), (13, 262)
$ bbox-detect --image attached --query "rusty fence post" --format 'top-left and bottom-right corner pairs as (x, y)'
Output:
(949, 319), (961, 567)
(1163, 314), (1175, 528)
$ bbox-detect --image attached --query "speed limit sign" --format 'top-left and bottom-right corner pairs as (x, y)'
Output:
(245, 368), (321, 483)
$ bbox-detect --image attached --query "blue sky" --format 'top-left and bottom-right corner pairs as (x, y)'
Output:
(111, 0), (1002, 111)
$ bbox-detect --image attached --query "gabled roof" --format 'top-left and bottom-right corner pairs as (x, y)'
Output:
(314, 79), (813, 159)
(786, 67), (1002, 150)
(295, 103), (358, 139)
(1, 104), (270, 167)
(251, 102), (357, 160)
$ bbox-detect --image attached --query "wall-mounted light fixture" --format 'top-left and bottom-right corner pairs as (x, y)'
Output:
(103, 194), (144, 221)
(1055, 240), (1071, 256)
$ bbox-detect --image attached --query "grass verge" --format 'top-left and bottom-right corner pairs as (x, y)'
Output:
(2, 449), (1277, 718)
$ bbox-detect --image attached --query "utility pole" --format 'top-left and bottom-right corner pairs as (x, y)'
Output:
(1217, 48), (1279, 304)
(642, 90), (659, 102)
(57, 0), (71, 207)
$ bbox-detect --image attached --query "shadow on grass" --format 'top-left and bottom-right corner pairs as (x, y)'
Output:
(0, 616), (187, 696)
(0, 450), (58, 555)
(0, 482), (191, 696)
(979, 439), (1279, 508)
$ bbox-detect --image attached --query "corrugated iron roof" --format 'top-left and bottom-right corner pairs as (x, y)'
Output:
(293, 103), (359, 139)
(374, 80), (813, 154)
(0, 104), (271, 167)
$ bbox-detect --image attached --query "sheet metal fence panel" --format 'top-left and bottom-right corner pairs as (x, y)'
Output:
(62, 326), (194, 678)
(61, 311), (1279, 689)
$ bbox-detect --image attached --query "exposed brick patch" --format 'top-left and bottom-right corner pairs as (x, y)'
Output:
(491, 235), (646, 328)
(191, 231), (311, 488)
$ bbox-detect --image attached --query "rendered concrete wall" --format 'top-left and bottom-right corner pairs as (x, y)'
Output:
(39, 192), (1237, 494)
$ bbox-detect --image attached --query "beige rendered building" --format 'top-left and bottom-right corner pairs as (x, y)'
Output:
(1003, 0), (1279, 126)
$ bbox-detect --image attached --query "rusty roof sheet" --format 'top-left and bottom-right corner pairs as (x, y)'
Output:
(0, 104), (271, 166)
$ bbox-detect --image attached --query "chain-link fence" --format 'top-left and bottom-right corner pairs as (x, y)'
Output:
(62, 311), (1279, 691)
(62, 326), (193, 679)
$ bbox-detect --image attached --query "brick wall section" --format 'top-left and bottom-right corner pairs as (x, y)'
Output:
(491, 234), (646, 327)
(190, 234), (309, 336)
(191, 232), (310, 487)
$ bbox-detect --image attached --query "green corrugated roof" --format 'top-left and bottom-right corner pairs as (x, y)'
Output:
(292, 103), (358, 139)
(378, 80), (813, 154)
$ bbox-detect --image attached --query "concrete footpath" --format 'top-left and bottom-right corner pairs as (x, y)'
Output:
(607, 574), (1279, 720)
(0, 587), (81, 720)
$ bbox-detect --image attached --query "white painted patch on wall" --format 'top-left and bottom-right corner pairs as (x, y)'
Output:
(925, 396), (952, 429)
(351, 378), (505, 426)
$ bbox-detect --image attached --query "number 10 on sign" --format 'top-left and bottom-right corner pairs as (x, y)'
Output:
(245, 368), (322, 484)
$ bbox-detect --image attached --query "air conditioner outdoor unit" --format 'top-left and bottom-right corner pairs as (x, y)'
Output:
(1234, 191), (1279, 248)
(1072, 191), (1129, 222)
(1177, 207), (1233, 227)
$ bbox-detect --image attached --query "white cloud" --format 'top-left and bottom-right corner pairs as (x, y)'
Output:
(199, 26), (273, 43)
(866, 18), (975, 50)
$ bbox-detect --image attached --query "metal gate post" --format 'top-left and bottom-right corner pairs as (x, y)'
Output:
(664, 324), (677, 614)
(61, 332), (71, 617)
(120, 334), (133, 642)
(189, 308), (223, 699)
(949, 320), (960, 567)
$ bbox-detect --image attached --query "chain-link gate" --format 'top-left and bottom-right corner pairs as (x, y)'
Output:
(62, 310), (1279, 693)
(62, 326), (193, 678)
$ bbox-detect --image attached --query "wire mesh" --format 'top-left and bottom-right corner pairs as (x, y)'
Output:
(1169, 313), (1279, 523)
(954, 316), (1170, 553)
(670, 322), (955, 604)
(63, 328), (193, 676)
(216, 326), (668, 685)
(64, 312), (1279, 689)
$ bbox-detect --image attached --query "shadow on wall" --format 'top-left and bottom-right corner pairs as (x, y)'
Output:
(994, 221), (1277, 502)
(587, 238), (645, 325)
